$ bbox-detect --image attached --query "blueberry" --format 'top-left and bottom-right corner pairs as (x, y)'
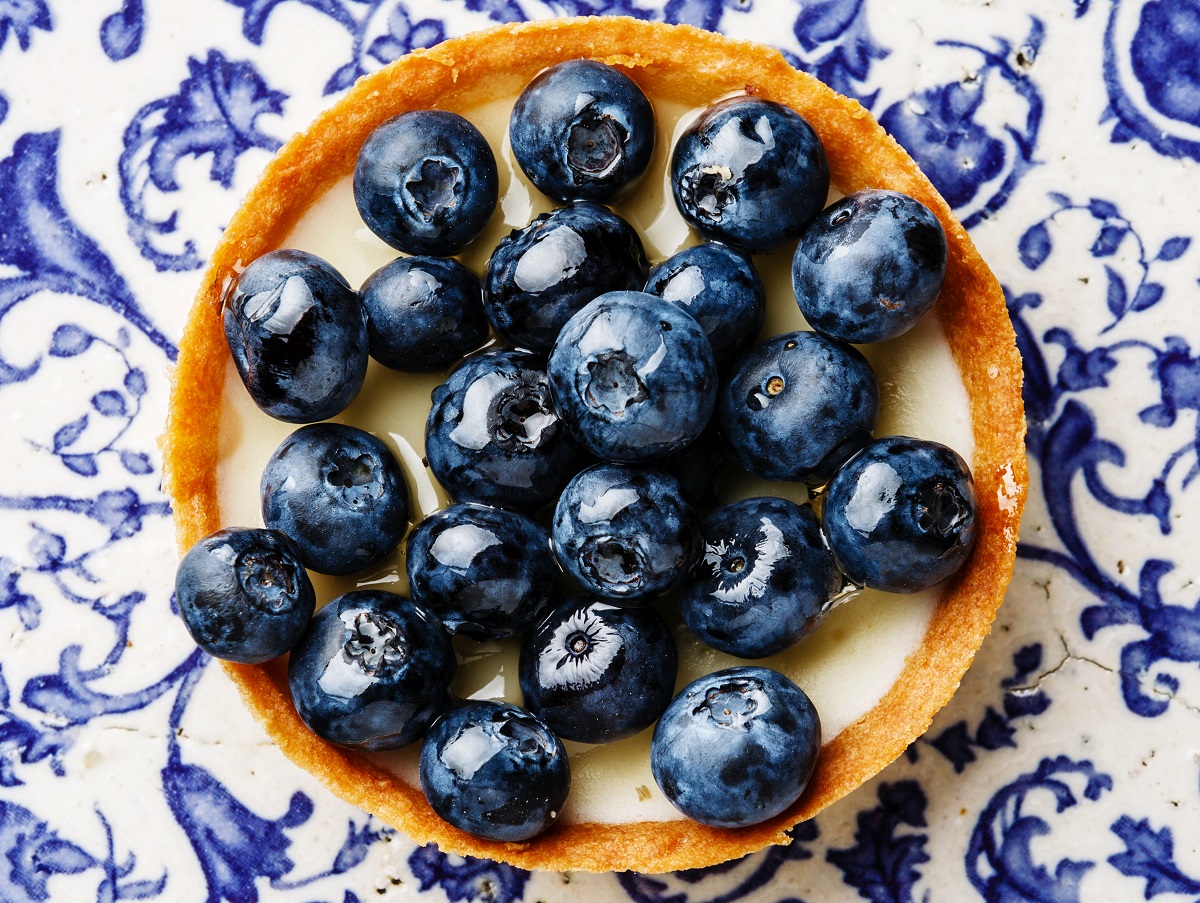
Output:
(483, 202), (648, 352)
(719, 331), (879, 484)
(671, 97), (829, 254)
(175, 528), (315, 664)
(425, 350), (587, 512)
(644, 243), (765, 369)
(552, 463), (699, 602)
(261, 423), (409, 575)
(406, 503), (559, 639)
(792, 190), (948, 344)
(823, 436), (977, 593)
(547, 291), (717, 463)
(361, 256), (488, 371)
(288, 590), (454, 750)
(420, 700), (570, 841)
(224, 249), (367, 423)
(510, 59), (655, 203)
(678, 498), (839, 658)
(651, 666), (820, 827)
(519, 595), (678, 744)
(354, 110), (498, 256)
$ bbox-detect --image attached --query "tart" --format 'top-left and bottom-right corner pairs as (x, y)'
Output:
(162, 16), (1026, 874)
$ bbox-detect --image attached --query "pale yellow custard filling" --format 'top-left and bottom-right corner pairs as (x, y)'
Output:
(215, 94), (974, 826)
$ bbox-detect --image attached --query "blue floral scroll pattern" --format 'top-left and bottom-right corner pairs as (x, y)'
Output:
(0, 107), (331, 902)
(0, 0), (51, 52)
(38, 324), (155, 478)
(0, 484), (170, 653)
(785, 0), (888, 106)
(967, 757), (1114, 903)
(0, 802), (95, 903)
(970, 761), (1200, 901)
(0, 661), (65, 785)
(880, 19), (1043, 229)
(272, 818), (392, 893)
(547, 0), (759, 45)
(1108, 814), (1200, 897)
(101, 0), (145, 61)
(912, 644), (1052, 774)
(542, 0), (656, 22)
(224, 0), (361, 42)
(1015, 194), (1185, 332)
(221, 1), (455, 94)
(0, 800), (168, 902)
(158, 654), (399, 901)
(1, 4), (1195, 901)
(1102, 0), (1200, 161)
(659, 0), (747, 34)
(408, 846), (531, 902)
(0, 130), (176, 375)
(825, 782), (929, 903)
(0, 0), (53, 125)
(0, 125), (175, 722)
(1017, 368), (1199, 715)
(6, 630), (391, 902)
(319, 3), (449, 96)
(163, 661), (319, 902)
(1009, 192), (1200, 718)
(223, 0), (767, 81)
(18, 639), (197, 776)
(0, 625), (189, 900)
(618, 821), (818, 903)
(118, 51), (287, 272)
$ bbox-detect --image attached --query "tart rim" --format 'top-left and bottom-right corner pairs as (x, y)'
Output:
(161, 15), (1027, 874)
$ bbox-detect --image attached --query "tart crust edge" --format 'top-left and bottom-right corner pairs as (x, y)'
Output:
(161, 16), (1027, 874)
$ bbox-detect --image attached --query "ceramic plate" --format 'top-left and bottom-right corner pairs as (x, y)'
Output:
(1, 1), (1198, 901)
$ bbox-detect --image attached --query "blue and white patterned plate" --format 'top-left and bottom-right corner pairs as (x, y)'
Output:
(2, 1), (1198, 901)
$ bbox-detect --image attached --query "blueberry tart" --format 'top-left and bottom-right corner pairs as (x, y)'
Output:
(164, 17), (1025, 874)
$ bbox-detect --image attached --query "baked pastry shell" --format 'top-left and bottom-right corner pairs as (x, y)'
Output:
(162, 16), (1027, 874)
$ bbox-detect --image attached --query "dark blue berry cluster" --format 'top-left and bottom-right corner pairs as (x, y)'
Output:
(180, 58), (978, 844)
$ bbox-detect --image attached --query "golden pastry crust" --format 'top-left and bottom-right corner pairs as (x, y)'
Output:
(162, 16), (1026, 874)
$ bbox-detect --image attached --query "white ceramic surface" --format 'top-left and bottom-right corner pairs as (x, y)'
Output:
(1, 1), (1198, 901)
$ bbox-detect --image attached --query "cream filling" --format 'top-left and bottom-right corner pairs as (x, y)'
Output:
(215, 94), (974, 826)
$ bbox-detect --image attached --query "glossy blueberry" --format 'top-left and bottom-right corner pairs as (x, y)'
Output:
(224, 249), (367, 423)
(354, 110), (498, 256)
(519, 595), (678, 744)
(552, 464), (699, 601)
(823, 436), (977, 593)
(175, 528), (315, 664)
(406, 503), (559, 639)
(651, 666), (820, 827)
(483, 202), (648, 352)
(792, 190), (948, 344)
(361, 256), (488, 371)
(261, 423), (409, 575)
(644, 243), (765, 369)
(510, 59), (655, 203)
(671, 97), (829, 254)
(287, 590), (454, 750)
(547, 291), (717, 463)
(679, 498), (839, 658)
(719, 331), (879, 484)
(426, 350), (587, 512)
(420, 700), (569, 841)
(655, 424), (726, 511)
